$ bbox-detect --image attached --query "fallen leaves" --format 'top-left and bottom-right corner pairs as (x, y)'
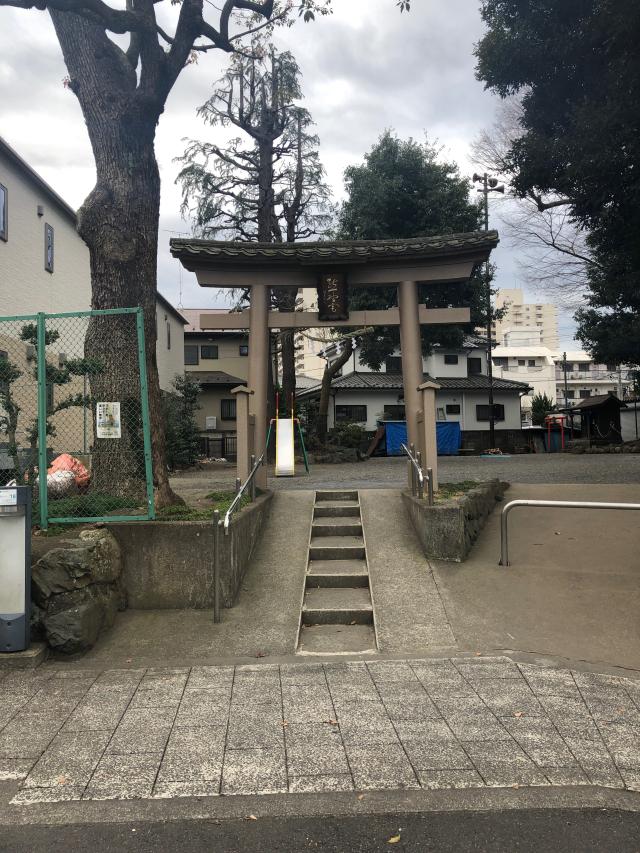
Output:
(387, 834), (401, 844)
(246, 814), (258, 821)
(514, 711), (525, 718)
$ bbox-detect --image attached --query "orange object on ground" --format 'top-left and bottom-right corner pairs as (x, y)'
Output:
(48, 453), (90, 488)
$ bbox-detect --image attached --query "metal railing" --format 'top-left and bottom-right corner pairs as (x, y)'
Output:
(401, 442), (434, 506)
(212, 451), (265, 623)
(499, 499), (640, 566)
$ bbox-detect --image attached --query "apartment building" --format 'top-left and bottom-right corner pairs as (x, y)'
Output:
(492, 288), (559, 350)
(492, 347), (557, 419)
(554, 352), (633, 407)
(293, 287), (336, 382)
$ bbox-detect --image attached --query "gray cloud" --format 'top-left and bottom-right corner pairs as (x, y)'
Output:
(0, 1), (577, 342)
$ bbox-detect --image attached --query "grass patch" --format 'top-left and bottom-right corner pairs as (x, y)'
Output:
(434, 481), (481, 502)
(157, 489), (249, 521)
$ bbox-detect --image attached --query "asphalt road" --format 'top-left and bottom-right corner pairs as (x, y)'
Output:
(3, 810), (640, 853)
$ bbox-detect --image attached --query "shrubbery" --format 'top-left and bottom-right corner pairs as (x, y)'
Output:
(162, 374), (201, 469)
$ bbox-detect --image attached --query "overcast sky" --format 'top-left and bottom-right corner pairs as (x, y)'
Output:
(0, 0), (578, 344)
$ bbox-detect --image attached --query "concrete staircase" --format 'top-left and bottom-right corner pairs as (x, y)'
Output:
(297, 490), (377, 655)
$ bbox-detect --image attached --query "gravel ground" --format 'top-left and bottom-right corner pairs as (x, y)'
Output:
(171, 453), (640, 498)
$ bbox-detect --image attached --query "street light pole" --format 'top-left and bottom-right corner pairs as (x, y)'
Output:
(474, 172), (504, 449)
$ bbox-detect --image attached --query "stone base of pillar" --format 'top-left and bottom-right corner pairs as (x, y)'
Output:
(418, 380), (441, 492)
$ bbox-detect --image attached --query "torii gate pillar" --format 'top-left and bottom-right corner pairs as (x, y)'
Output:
(248, 285), (269, 490)
(398, 280), (424, 454)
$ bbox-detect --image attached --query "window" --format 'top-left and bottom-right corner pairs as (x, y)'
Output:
(528, 359), (536, 367)
(385, 356), (402, 372)
(436, 407), (446, 421)
(565, 390), (575, 399)
(166, 321), (171, 351)
(383, 404), (405, 419)
(0, 183), (7, 241)
(44, 223), (54, 273)
(184, 344), (199, 365)
(444, 354), (458, 365)
(579, 363), (590, 372)
(201, 345), (219, 360)
(239, 344), (249, 356)
(518, 359), (526, 366)
(476, 403), (505, 422)
(467, 357), (482, 375)
(579, 389), (592, 399)
(335, 404), (367, 423)
(220, 398), (236, 420)
(606, 363), (617, 372)
(446, 404), (461, 415)
(493, 357), (508, 367)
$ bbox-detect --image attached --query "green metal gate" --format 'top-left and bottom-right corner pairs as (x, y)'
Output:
(0, 307), (155, 528)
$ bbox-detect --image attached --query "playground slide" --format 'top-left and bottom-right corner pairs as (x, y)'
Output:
(275, 417), (295, 476)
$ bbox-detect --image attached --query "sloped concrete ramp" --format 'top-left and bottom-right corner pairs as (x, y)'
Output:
(360, 489), (456, 653)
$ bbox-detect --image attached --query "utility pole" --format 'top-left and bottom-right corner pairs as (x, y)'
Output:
(563, 351), (569, 406)
(617, 365), (623, 400)
(473, 172), (504, 449)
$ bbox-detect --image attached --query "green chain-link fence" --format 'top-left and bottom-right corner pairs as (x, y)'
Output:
(0, 307), (155, 528)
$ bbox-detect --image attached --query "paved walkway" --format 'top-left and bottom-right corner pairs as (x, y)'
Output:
(2, 656), (639, 805)
(172, 454), (640, 500)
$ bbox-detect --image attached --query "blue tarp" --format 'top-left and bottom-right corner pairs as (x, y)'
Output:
(380, 421), (462, 456)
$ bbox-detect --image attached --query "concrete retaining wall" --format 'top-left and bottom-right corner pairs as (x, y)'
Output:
(108, 492), (273, 609)
(402, 480), (508, 562)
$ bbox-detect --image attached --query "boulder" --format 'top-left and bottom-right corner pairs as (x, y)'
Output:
(31, 528), (123, 655)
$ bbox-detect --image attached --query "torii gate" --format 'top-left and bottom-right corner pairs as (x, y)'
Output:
(170, 231), (498, 490)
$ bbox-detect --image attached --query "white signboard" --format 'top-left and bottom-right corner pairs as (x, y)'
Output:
(0, 488), (17, 506)
(96, 402), (122, 439)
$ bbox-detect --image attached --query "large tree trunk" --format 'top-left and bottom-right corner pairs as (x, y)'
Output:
(317, 343), (353, 443)
(50, 11), (181, 508)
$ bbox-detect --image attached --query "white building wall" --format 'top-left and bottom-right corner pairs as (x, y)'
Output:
(0, 147), (91, 316)
(325, 388), (522, 433)
(155, 302), (186, 391)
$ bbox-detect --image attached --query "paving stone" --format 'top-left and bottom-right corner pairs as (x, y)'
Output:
(402, 739), (472, 771)
(221, 748), (287, 795)
(453, 658), (523, 681)
(418, 769), (485, 790)
(393, 720), (456, 741)
(106, 707), (176, 755)
(0, 714), (63, 758)
(0, 758), (35, 780)
(94, 668), (146, 685)
(441, 713), (512, 741)
(63, 700), (130, 733)
(366, 662), (418, 683)
(620, 769), (640, 791)
(286, 739), (350, 776)
(542, 766), (590, 785)
(11, 785), (85, 805)
(474, 680), (545, 717)
(84, 754), (160, 800)
(539, 695), (594, 723)
(288, 774), (354, 793)
(185, 666), (234, 691)
(174, 690), (231, 727)
(585, 700), (640, 725)
(382, 698), (442, 721)
(281, 701), (335, 724)
(24, 730), (111, 788)
(226, 718), (285, 750)
(280, 664), (326, 687)
(518, 665), (580, 698)
(339, 725), (400, 748)
(158, 726), (225, 782)
(153, 780), (220, 798)
(462, 740), (548, 787)
(347, 745), (419, 790)
(564, 737), (625, 786)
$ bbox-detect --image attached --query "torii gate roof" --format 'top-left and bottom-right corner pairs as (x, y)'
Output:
(170, 231), (499, 289)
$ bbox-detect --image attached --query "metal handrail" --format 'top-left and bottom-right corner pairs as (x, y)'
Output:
(499, 499), (640, 566)
(212, 449), (266, 624)
(401, 443), (434, 505)
(223, 451), (265, 534)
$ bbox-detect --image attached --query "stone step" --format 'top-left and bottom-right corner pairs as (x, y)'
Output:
(297, 624), (377, 655)
(311, 520), (363, 537)
(302, 587), (373, 625)
(313, 504), (361, 518)
(309, 543), (366, 561)
(307, 560), (369, 588)
(315, 490), (359, 502)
